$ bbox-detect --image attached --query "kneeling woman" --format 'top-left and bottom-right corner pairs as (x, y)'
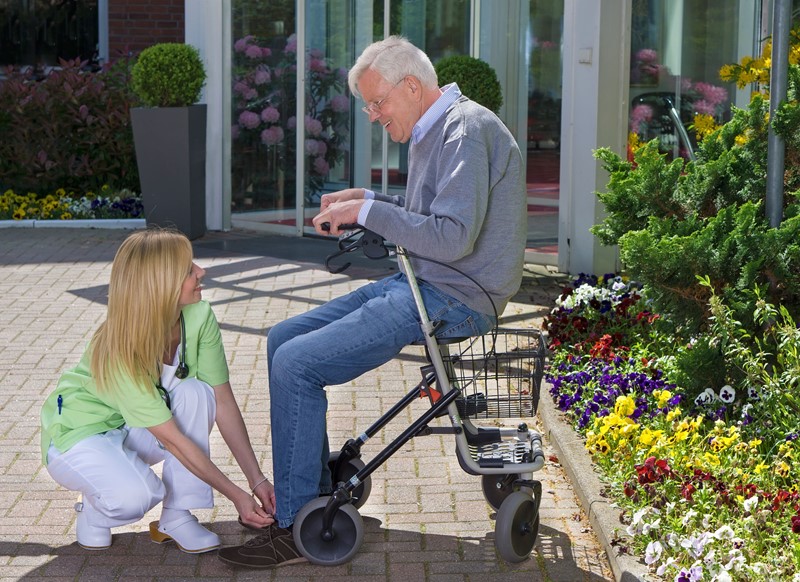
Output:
(40, 228), (274, 553)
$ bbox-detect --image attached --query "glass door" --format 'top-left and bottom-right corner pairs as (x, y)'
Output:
(526, 0), (563, 260)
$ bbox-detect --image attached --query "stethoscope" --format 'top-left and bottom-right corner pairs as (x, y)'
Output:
(175, 312), (189, 379)
(156, 313), (188, 411)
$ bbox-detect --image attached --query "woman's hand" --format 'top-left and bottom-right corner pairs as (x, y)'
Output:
(252, 477), (276, 516)
(233, 489), (274, 529)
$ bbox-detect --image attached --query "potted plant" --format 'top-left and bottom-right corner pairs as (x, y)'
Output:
(130, 43), (207, 239)
(434, 55), (503, 114)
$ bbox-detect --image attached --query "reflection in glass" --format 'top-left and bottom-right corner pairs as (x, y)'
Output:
(628, 0), (738, 162)
(231, 0), (351, 225)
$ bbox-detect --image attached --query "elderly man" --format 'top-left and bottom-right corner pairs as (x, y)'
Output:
(219, 35), (526, 569)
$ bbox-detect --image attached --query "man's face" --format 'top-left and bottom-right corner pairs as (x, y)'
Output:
(357, 68), (417, 144)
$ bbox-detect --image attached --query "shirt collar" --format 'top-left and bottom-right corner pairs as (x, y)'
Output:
(411, 83), (462, 144)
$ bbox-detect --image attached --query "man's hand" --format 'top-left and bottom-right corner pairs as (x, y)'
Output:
(313, 198), (366, 235)
(319, 188), (365, 212)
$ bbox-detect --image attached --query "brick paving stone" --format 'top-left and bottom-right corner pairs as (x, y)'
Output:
(0, 227), (614, 581)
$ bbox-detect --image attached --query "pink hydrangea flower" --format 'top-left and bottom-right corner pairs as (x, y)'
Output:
(693, 100), (716, 116)
(305, 139), (328, 157)
(238, 110), (260, 130)
(261, 126), (285, 146)
(636, 48), (658, 63)
(260, 106), (280, 124)
(234, 36), (253, 53)
(245, 45), (263, 59)
(305, 116), (322, 136)
(253, 69), (271, 85)
(693, 82), (728, 106)
(331, 95), (349, 113)
(285, 34), (298, 54)
(630, 104), (653, 133)
(313, 157), (330, 175)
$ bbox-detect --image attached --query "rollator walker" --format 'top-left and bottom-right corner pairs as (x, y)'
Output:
(292, 226), (547, 564)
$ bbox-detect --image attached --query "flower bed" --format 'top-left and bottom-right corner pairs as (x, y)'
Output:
(544, 275), (800, 582)
(0, 186), (143, 221)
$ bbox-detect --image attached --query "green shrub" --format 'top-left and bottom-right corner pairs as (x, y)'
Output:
(434, 55), (503, 113)
(0, 58), (140, 194)
(592, 67), (800, 348)
(131, 43), (206, 107)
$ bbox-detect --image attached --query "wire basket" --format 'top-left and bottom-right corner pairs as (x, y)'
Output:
(443, 328), (546, 419)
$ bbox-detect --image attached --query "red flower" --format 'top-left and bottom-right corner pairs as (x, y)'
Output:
(792, 514), (800, 534)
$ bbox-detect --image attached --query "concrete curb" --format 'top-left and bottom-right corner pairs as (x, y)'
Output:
(538, 385), (658, 582)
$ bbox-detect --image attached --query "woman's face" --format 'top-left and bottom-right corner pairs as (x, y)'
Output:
(178, 262), (206, 308)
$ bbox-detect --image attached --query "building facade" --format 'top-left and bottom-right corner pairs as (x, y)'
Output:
(1, 0), (790, 274)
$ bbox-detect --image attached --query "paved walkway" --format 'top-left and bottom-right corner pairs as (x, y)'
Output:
(0, 227), (614, 581)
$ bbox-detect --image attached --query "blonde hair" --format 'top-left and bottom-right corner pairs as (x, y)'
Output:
(90, 228), (194, 393)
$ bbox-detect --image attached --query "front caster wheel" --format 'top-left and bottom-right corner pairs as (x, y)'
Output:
(495, 491), (539, 563)
(293, 497), (364, 566)
(328, 451), (372, 508)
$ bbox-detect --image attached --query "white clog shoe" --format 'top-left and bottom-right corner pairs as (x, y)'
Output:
(149, 515), (220, 554)
(74, 501), (112, 550)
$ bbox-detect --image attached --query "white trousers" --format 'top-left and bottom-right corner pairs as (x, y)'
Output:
(45, 378), (216, 529)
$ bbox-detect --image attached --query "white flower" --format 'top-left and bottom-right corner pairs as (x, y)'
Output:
(694, 388), (716, 407)
(645, 540), (663, 565)
(719, 384), (736, 403)
(713, 525), (735, 540)
(657, 556), (677, 576)
(747, 385), (760, 400)
(743, 495), (758, 513)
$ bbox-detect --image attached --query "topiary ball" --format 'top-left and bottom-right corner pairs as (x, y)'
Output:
(131, 43), (207, 108)
(434, 55), (503, 114)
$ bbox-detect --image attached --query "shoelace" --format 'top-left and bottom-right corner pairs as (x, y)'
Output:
(243, 527), (276, 548)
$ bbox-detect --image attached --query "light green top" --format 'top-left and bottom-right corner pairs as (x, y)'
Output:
(40, 300), (229, 464)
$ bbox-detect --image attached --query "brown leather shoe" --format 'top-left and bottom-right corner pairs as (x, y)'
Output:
(218, 525), (306, 569)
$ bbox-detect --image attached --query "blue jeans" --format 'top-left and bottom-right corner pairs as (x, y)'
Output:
(267, 272), (494, 527)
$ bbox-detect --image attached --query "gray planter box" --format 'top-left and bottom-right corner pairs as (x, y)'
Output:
(131, 105), (207, 240)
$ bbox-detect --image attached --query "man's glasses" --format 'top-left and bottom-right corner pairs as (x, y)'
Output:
(361, 78), (405, 117)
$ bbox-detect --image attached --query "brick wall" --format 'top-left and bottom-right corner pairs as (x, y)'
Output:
(108, 0), (185, 58)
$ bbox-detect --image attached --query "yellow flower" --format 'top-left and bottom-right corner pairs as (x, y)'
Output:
(735, 133), (749, 147)
(59, 212), (73, 220)
(654, 390), (672, 408)
(776, 461), (790, 478)
(754, 462), (770, 475)
(13, 208), (26, 220)
(703, 452), (720, 467)
(693, 114), (718, 140)
(719, 64), (737, 81)
(666, 407), (682, 422)
(614, 395), (636, 417)
(639, 427), (664, 447)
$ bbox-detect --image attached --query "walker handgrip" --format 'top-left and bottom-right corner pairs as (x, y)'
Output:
(320, 222), (361, 232)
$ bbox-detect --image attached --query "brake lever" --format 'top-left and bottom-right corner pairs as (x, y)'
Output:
(321, 223), (390, 273)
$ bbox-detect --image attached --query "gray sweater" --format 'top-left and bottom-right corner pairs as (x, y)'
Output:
(363, 95), (526, 316)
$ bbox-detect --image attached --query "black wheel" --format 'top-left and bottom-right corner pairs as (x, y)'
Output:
(481, 473), (520, 511)
(293, 497), (364, 566)
(495, 491), (539, 563)
(328, 451), (372, 508)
